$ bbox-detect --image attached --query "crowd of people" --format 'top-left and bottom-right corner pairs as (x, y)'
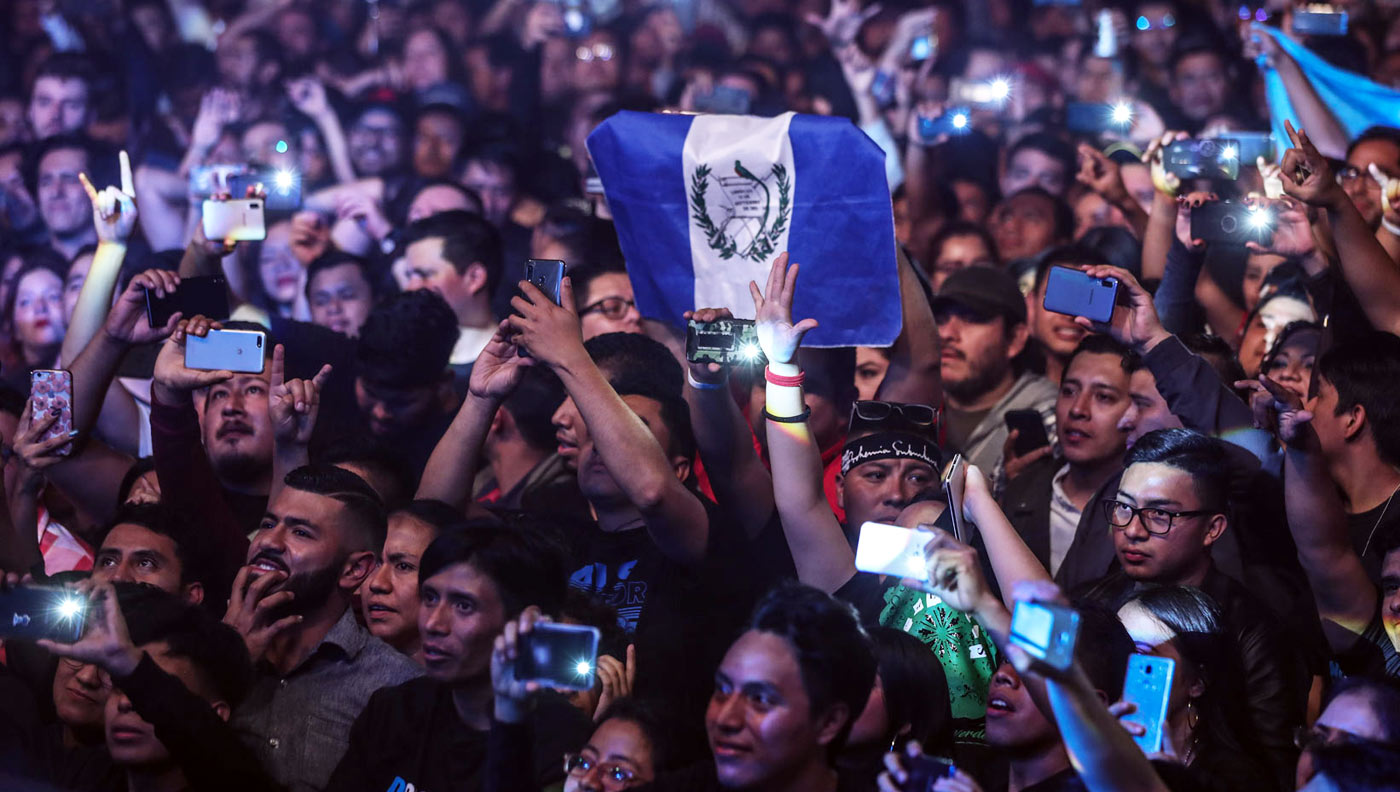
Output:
(2, 0), (1400, 790)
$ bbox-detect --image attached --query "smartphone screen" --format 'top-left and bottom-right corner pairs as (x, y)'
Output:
(1004, 409), (1050, 455)
(0, 586), (87, 643)
(1043, 266), (1119, 323)
(854, 522), (936, 581)
(1009, 600), (1080, 670)
(686, 319), (762, 365)
(517, 622), (600, 691)
(1123, 654), (1175, 754)
(30, 370), (74, 456)
(146, 276), (231, 328)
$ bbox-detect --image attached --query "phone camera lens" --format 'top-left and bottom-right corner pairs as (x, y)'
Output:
(1220, 215), (1238, 234)
(250, 202), (260, 210)
(1198, 140), (1217, 157)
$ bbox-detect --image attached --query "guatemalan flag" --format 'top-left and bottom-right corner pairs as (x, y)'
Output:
(587, 111), (901, 348)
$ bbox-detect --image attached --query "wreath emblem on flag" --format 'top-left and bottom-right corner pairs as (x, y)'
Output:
(690, 160), (791, 262)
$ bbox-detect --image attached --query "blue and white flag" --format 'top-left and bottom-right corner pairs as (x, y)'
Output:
(587, 111), (900, 348)
(1254, 24), (1400, 147)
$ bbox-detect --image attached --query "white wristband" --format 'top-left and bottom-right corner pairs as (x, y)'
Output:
(687, 371), (725, 391)
(1383, 217), (1400, 238)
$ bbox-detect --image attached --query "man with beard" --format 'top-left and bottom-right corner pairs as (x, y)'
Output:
(932, 266), (1057, 475)
(224, 464), (421, 792)
(35, 135), (100, 260)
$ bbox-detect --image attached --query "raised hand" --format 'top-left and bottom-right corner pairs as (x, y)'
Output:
(683, 307), (736, 386)
(1280, 120), (1344, 208)
(750, 252), (818, 367)
(1001, 429), (1053, 482)
(286, 76), (332, 120)
(190, 88), (241, 152)
(222, 565), (301, 662)
(906, 528), (994, 614)
(1143, 131), (1189, 198)
(78, 150), (137, 244)
(1072, 265), (1170, 353)
(506, 278), (586, 371)
(805, 0), (882, 48)
(1077, 143), (1132, 207)
(468, 321), (534, 402)
(1243, 196), (1315, 258)
(593, 644), (636, 721)
(104, 269), (183, 346)
(289, 211), (331, 265)
(1235, 373), (1312, 445)
(152, 315), (234, 399)
(491, 606), (547, 724)
(269, 344), (331, 446)
(37, 581), (143, 678)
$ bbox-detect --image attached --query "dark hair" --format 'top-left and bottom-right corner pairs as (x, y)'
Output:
(318, 438), (413, 508)
(1262, 320), (1321, 373)
(867, 627), (953, 754)
(3, 250), (68, 338)
(1307, 738), (1400, 790)
(389, 499), (469, 536)
(117, 582), (253, 707)
(1006, 133), (1076, 188)
(594, 698), (676, 772)
(418, 520), (569, 618)
(1064, 334), (1142, 378)
(1034, 244), (1112, 293)
(1070, 601), (1134, 698)
(502, 366), (565, 452)
(1181, 333), (1245, 386)
(96, 502), (217, 591)
(568, 258), (631, 311)
(926, 221), (1000, 269)
(1317, 333), (1400, 467)
(1124, 429), (1232, 512)
(585, 332), (683, 402)
(355, 289), (460, 388)
(747, 582), (877, 757)
(1346, 126), (1400, 160)
(401, 209), (504, 298)
(458, 139), (522, 183)
(282, 464), (387, 551)
(1169, 34), (1230, 77)
(32, 52), (96, 92)
(1079, 227), (1144, 281)
(390, 178), (484, 225)
(1004, 186), (1075, 244)
(117, 457), (157, 504)
(304, 251), (375, 302)
(1325, 677), (1400, 744)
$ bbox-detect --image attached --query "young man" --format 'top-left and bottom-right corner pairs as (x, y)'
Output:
(306, 251), (377, 338)
(931, 265), (1057, 476)
(1340, 127), (1400, 229)
(570, 259), (643, 339)
(361, 499), (463, 660)
(35, 135), (99, 260)
(987, 188), (1073, 263)
(1295, 679), (1400, 788)
(27, 54), (94, 140)
(90, 502), (214, 606)
(1000, 133), (1076, 198)
(1166, 40), (1231, 130)
(225, 465), (421, 792)
(399, 209), (504, 367)
(327, 525), (592, 792)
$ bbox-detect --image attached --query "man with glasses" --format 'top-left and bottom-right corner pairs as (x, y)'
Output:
(347, 103), (407, 179)
(1340, 127), (1400, 229)
(570, 259), (643, 339)
(1080, 427), (1307, 787)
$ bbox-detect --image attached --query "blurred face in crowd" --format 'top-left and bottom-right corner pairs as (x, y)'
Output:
(0, 96), (26, 146)
(106, 641), (230, 767)
(564, 716), (657, 792)
(356, 376), (444, 437)
(936, 308), (1027, 405)
(1132, 2), (1178, 69)
(38, 145), (92, 237)
(1028, 275), (1088, 364)
(406, 185), (479, 224)
(242, 121), (296, 171)
(418, 560), (506, 683)
(1002, 148), (1068, 198)
(402, 235), (477, 318)
(985, 662), (1058, 752)
(1170, 52), (1228, 122)
(989, 192), (1061, 261)
(53, 652), (109, 735)
(855, 348), (889, 402)
(403, 29), (451, 92)
(276, 8), (317, 60)
(413, 111), (463, 179)
(1238, 295), (1314, 379)
(1118, 369), (1180, 449)
(28, 76), (90, 140)
(576, 272), (641, 339)
(1076, 56), (1123, 104)
(952, 179), (993, 225)
(839, 453), (938, 530)
(1056, 351), (1131, 467)
(930, 234), (995, 292)
(707, 630), (845, 790)
(309, 262), (374, 337)
(129, 1), (173, 52)
(1073, 191), (1128, 238)
(246, 486), (371, 614)
(258, 222), (301, 310)
(200, 372), (274, 486)
(1295, 685), (1396, 789)
(0, 149), (39, 231)
(12, 267), (66, 354)
(460, 159), (516, 226)
(1112, 461), (1225, 583)
(217, 34), (261, 88)
(93, 523), (201, 603)
(1261, 327), (1319, 403)
(1342, 138), (1400, 227)
(1241, 253), (1283, 313)
(1382, 550), (1400, 659)
(574, 32), (621, 93)
(363, 511), (439, 652)
(348, 108), (405, 177)
(64, 250), (91, 324)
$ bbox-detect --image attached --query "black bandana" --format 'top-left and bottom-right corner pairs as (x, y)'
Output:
(840, 431), (942, 476)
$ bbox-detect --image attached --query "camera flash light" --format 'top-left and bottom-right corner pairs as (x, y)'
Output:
(1221, 145), (1238, 161)
(56, 595), (83, 620)
(952, 112), (969, 129)
(989, 78), (1011, 101)
(1248, 207), (1273, 230)
(575, 660), (593, 676)
(1110, 102), (1133, 125)
(274, 169), (296, 192)
(739, 342), (761, 360)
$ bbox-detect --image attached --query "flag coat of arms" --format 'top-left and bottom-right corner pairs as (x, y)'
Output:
(587, 111), (900, 348)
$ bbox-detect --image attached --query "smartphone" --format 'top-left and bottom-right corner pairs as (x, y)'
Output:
(1066, 102), (1115, 134)
(1004, 408), (1050, 455)
(1164, 138), (1241, 180)
(917, 108), (971, 143)
(871, 71), (897, 109)
(949, 77), (1014, 109)
(0, 585), (87, 643)
(695, 85), (752, 116)
(145, 275), (231, 328)
(185, 328), (266, 374)
(1293, 7), (1347, 35)
(525, 259), (567, 306)
(1206, 132), (1274, 165)
(901, 754), (956, 792)
(29, 370), (74, 456)
(188, 163), (248, 200)
(517, 622), (601, 691)
(941, 454), (967, 544)
(202, 198), (266, 242)
(1190, 200), (1274, 245)
(1122, 654), (1175, 754)
(228, 167), (302, 212)
(855, 521), (936, 581)
(686, 318), (762, 366)
(1009, 600), (1080, 671)
(1043, 266), (1119, 323)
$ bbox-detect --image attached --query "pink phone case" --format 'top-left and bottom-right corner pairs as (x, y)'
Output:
(29, 370), (74, 456)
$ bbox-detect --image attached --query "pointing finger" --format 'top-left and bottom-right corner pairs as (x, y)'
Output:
(119, 150), (135, 197)
(78, 172), (99, 203)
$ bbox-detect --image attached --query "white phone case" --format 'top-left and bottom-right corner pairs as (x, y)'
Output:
(185, 329), (265, 373)
(202, 198), (266, 241)
(854, 522), (935, 581)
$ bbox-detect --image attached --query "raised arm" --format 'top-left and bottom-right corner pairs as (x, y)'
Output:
(63, 151), (137, 365)
(961, 464), (1054, 611)
(1139, 132), (1187, 284)
(267, 344), (332, 502)
(1252, 29), (1348, 160)
(509, 280), (709, 565)
(873, 247), (942, 405)
(1076, 144), (1149, 240)
(286, 77), (355, 186)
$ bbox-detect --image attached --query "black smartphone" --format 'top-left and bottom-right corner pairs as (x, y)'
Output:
(901, 754), (955, 792)
(1010, 600), (1081, 671)
(1065, 102), (1116, 134)
(525, 259), (567, 306)
(1164, 138), (1241, 180)
(145, 275), (231, 328)
(1205, 132), (1274, 165)
(517, 622), (601, 691)
(1004, 408), (1050, 455)
(0, 585), (87, 643)
(1042, 266), (1119, 323)
(686, 318), (762, 365)
(941, 454), (968, 543)
(1190, 200), (1274, 245)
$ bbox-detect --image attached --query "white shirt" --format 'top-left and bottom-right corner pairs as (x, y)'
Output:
(1048, 464), (1084, 576)
(451, 325), (496, 366)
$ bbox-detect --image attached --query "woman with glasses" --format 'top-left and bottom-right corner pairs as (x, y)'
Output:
(560, 699), (668, 792)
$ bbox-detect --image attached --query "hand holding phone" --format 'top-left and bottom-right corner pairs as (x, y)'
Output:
(185, 328), (266, 373)
(855, 522), (938, 581)
(686, 318), (762, 366)
(1009, 600), (1081, 672)
(146, 275), (231, 328)
(0, 585), (87, 643)
(516, 622), (601, 691)
(1004, 409), (1050, 456)
(899, 754), (956, 792)
(525, 259), (567, 307)
(29, 370), (74, 457)
(1121, 654), (1175, 754)
(941, 455), (968, 543)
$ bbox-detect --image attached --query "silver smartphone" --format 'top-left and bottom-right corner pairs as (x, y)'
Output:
(202, 198), (266, 242)
(942, 454), (967, 543)
(1123, 654), (1174, 754)
(854, 521), (936, 581)
(1009, 600), (1080, 671)
(185, 328), (266, 373)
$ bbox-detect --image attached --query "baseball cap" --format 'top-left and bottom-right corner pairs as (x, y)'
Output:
(930, 265), (1027, 324)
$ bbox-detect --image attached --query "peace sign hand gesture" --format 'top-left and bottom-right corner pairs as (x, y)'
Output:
(79, 150), (137, 244)
(1279, 120), (1345, 209)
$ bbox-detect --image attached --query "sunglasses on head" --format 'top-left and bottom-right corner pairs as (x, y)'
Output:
(850, 401), (938, 433)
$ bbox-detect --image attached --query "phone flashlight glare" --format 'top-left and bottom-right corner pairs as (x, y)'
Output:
(575, 660), (593, 676)
(55, 594), (83, 621)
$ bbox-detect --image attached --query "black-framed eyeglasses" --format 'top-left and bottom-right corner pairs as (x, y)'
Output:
(1293, 724), (1371, 751)
(580, 296), (636, 320)
(1335, 165), (1378, 187)
(1102, 500), (1216, 536)
(851, 400), (938, 429)
(564, 753), (638, 789)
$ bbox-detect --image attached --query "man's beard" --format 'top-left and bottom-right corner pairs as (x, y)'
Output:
(262, 561), (344, 620)
(211, 447), (268, 486)
(944, 355), (1012, 405)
